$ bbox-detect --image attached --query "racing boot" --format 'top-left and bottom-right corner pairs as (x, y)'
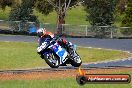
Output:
(66, 42), (76, 58)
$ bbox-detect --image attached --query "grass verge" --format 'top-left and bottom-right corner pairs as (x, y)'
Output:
(0, 71), (132, 88)
(0, 41), (130, 70)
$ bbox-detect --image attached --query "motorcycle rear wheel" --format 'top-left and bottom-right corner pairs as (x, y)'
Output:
(71, 52), (82, 67)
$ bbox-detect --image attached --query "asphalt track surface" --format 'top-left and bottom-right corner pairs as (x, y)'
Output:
(0, 35), (132, 51)
(0, 35), (132, 68)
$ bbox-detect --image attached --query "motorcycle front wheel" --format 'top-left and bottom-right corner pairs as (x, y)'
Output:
(43, 52), (60, 68)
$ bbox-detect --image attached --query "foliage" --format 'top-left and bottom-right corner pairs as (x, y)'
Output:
(0, 0), (21, 9)
(35, 0), (79, 15)
(83, 0), (118, 26)
(116, 0), (128, 14)
(0, 0), (12, 9)
(9, 0), (39, 31)
(35, 0), (53, 15)
(35, 0), (80, 35)
(121, 0), (132, 35)
(121, 0), (132, 27)
(83, 0), (118, 38)
(9, 0), (36, 22)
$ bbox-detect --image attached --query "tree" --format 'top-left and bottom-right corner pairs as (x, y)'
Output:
(121, 0), (132, 35)
(116, 0), (128, 14)
(122, 0), (132, 27)
(83, 0), (118, 26)
(9, 0), (38, 31)
(35, 0), (80, 35)
(0, 0), (12, 9)
(0, 0), (21, 9)
(9, 0), (36, 22)
(83, 0), (118, 38)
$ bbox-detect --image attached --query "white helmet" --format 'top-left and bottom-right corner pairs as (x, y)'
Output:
(37, 28), (46, 37)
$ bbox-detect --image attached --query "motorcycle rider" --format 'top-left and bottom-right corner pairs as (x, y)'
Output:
(36, 28), (75, 56)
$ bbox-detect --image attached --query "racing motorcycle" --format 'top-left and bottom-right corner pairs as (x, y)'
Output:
(37, 38), (82, 68)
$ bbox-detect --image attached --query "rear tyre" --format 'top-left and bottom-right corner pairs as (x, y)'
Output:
(71, 52), (82, 67)
(43, 52), (60, 68)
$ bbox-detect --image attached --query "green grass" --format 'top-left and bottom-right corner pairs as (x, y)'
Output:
(0, 42), (45, 70)
(34, 6), (88, 25)
(77, 47), (130, 63)
(65, 6), (88, 25)
(33, 10), (57, 24)
(0, 41), (129, 70)
(0, 71), (132, 88)
(0, 6), (88, 25)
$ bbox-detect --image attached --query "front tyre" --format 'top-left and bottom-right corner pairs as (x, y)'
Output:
(43, 53), (60, 68)
(71, 52), (82, 67)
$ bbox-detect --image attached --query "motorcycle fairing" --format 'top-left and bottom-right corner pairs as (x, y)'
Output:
(49, 42), (68, 64)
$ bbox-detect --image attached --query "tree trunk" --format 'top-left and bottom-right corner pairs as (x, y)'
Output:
(57, 12), (65, 35)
